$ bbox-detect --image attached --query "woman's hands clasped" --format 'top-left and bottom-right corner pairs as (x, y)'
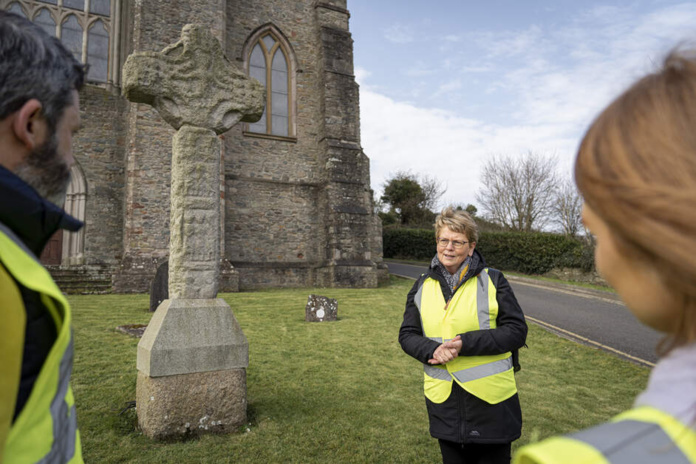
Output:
(428, 335), (462, 365)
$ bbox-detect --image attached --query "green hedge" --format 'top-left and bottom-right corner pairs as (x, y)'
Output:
(383, 227), (436, 260)
(383, 228), (594, 274)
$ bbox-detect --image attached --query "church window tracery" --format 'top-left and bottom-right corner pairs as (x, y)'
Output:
(243, 25), (297, 140)
(0, 0), (121, 84)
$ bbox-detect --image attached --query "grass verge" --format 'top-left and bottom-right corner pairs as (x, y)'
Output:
(69, 276), (647, 463)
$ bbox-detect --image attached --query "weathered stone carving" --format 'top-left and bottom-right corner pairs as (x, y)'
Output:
(123, 24), (264, 440)
(122, 24), (264, 134)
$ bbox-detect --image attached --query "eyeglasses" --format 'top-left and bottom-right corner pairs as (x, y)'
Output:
(437, 239), (469, 249)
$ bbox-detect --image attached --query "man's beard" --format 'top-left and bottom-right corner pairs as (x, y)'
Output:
(14, 134), (72, 207)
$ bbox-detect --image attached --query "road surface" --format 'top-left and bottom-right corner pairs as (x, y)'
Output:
(387, 261), (661, 366)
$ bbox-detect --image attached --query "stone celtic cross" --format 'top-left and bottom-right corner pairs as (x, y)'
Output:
(123, 24), (264, 298)
(121, 24), (264, 440)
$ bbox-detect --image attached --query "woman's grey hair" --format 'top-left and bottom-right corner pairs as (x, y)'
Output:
(0, 11), (85, 131)
(434, 206), (479, 244)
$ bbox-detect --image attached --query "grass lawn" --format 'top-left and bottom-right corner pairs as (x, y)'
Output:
(68, 276), (648, 463)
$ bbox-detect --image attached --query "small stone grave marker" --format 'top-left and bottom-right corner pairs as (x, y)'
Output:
(149, 261), (168, 312)
(305, 294), (338, 322)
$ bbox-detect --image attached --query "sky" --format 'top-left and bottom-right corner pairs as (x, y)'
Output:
(347, 0), (696, 210)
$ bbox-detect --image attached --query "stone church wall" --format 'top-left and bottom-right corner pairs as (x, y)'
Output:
(30, 0), (387, 292)
(74, 85), (127, 266)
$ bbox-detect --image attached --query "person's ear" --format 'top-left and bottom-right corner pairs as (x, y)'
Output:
(12, 99), (47, 150)
(468, 242), (476, 256)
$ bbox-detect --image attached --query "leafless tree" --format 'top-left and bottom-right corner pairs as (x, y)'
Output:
(419, 173), (447, 212)
(476, 152), (559, 232)
(553, 178), (583, 237)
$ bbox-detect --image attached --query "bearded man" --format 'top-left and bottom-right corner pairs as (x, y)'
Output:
(0, 10), (86, 463)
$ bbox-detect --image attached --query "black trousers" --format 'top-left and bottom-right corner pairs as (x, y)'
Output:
(438, 439), (511, 464)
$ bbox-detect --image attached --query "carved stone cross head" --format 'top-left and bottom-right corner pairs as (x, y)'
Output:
(122, 24), (265, 134)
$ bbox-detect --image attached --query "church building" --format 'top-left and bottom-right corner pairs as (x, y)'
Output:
(1, 0), (386, 292)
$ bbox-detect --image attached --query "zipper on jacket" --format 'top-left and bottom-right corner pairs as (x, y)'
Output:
(456, 382), (465, 443)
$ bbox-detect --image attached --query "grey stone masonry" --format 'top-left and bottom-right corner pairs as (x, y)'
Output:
(137, 299), (249, 377)
(122, 24), (264, 134)
(31, 0), (386, 293)
(314, 2), (378, 288)
(123, 24), (264, 298)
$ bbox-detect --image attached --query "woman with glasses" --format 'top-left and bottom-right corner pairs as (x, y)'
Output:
(514, 49), (696, 464)
(399, 207), (528, 464)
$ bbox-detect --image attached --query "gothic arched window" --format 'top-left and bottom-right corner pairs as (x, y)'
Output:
(1, 0), (121, 84)
(61, 14), (83, 61)
(244, 26), (296, 140)
(7, 2), (27, 17)
(34, 8), (55, 36)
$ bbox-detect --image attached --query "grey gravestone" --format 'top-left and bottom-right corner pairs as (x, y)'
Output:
(149, 261), (168, 312)
(305, 294), (338, 322)
(122, 24), (264, 440)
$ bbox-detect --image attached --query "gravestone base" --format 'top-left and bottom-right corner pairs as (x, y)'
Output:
(136, 368), (246, 440)
(219, 259), (240, 293)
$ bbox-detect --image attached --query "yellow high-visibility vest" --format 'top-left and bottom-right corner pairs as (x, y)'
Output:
(514, 406), (696, 464)
(416, 269), (517, 405)
(0, 222), (83, 463)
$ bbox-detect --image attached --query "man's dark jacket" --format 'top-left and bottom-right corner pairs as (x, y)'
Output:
(0, 165), (82, 420)
(398, 249), (527, 444)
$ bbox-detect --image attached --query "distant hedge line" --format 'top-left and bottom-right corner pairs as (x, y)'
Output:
(383, 228), (594, 274)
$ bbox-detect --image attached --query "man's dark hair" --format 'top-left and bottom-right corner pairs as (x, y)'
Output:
(0, 11), (86, 131)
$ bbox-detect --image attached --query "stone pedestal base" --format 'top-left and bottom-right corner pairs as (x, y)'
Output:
(137, 298), (249, 439)
(137, 369), (246, 440)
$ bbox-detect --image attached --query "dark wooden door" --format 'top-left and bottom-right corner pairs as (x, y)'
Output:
(40, 229), (63, 265)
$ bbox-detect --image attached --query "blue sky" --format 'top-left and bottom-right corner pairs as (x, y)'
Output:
(348, 0), (696, 210)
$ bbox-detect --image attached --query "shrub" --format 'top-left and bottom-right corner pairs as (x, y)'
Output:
(383, 227), (435, 260)
(383, 228), (594, 274)
(477, 232), (585, 274)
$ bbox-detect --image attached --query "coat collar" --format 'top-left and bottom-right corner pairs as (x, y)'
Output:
(429, 249), (486, 289)
(0, 165), (82, 257)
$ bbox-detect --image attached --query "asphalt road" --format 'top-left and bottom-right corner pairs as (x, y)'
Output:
(387, 261), (661, 366)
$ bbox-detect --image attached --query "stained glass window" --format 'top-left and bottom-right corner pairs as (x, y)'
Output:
(61, 15), (82, 61)
(246, 32), (294, 138)
(2, 1), (115, 84)
(90, 0), (110, 16)
(8, 3), (26, 17)
(34, 9), (56, 37)
(87, 20), (109, 82)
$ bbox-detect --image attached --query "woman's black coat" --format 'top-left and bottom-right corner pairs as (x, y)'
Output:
(398, 250), (528, 444)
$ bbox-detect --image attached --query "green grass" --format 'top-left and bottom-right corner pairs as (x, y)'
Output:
(503, 271), (615, 294)
(68, 276), (648, 463)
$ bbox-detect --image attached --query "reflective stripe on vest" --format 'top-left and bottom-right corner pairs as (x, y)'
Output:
(39, 337), (78, 463)
(0, 222), (82, 464)
(513, 406), (696, 464)
(417, 269), (517, 404)
(570, 420), (691, 464)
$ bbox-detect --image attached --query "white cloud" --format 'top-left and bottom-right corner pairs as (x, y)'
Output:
(384, 23), (415, 44)
(360, 90), (575, 208)
(360, 2), (696, 210)
(405, 60), (435, 77)
(442, 34), (462, 43)
(354, 66), (372, 86)
(432, 78), (462, 97)
(475, 25), (548, 58)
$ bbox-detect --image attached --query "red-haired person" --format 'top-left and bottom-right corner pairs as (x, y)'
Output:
(515, 49), (696, 464)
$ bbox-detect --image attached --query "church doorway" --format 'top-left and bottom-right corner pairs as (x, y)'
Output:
(39, 163), (87, 266)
